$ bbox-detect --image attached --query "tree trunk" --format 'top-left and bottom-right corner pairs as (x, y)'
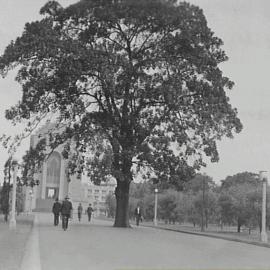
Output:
(5, 166), (11, 223)
(114, 180), (130, 227)
(201, 213), (205, 232)
(4, 212), (8, 222)
(259, 220), (262, 233)
(205, 210), (208, 229)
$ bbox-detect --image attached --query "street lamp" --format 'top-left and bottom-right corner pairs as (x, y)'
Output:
(154, 188), (158, 226)
(9, 160), (18, 230)
(260, 171), (268, 243)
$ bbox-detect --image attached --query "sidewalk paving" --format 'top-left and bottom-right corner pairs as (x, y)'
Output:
(20, 215), (41, 270)
(0, 214), (34, 270)
(2, 213), (270, 270)
(20, 213), (270, 270)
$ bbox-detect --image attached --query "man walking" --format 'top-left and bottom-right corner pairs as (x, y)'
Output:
(52, 198), (62, 226)
(134, 205), (142, 226)
(61, 196), (73, 231)
(87, 203), (94, 222)
(77, 203), (83, 222)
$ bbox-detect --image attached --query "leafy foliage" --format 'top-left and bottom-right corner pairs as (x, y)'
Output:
(220, 172), (262, 232)
(16, 184), (25, 214)
(218, 194), (235, 225)
(158, 189), (180, 223)
(0, 0), (242, 181)
(0, 0), (242, 226)
(1, 158), (22, 220)
(220, 172), (259, 189)
(105, 192), (116, 218)
(183, 173), (215, 193)
(0, 181), (10, 217)
(124, 172), (266, 234)
(21, 138), (46, 187)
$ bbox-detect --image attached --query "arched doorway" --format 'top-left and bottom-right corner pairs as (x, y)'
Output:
(46, 152), (61, 199)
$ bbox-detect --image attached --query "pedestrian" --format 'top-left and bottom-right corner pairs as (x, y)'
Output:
(77, 203), (83, 222)
(61, 196), (73, 231)
(86, 203), (94, 222)
(2, 201), (9, 222)
(52, 198), (62, 226)
(134, 205), (142, 226)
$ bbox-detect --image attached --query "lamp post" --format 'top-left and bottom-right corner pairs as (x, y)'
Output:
(260, 171), (268, 243)
(154, 188), (158, 226)
(29, 189), (33, 213)
(9, 161), (18, 230)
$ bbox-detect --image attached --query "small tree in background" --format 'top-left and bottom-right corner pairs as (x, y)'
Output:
(245, 187), (262, 233)
(184, 193), (200, 227)
(158, 189), (180, 224)
(184, 173), (216, 231)
(142, 194), (155, 221)
(16, 183), (25, 215)
(105, 193), (116, 218)
(0, 181), (10, 222)
(218, 193), (235, 228)
(220, 172), (260, 232)
(1, 158), (19, 221)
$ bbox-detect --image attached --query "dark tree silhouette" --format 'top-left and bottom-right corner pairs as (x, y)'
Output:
(0, 0), (242, 227)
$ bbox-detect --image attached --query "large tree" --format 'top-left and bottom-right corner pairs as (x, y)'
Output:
(0, 0), (242, 227)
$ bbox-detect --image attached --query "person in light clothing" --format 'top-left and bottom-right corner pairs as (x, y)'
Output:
(134, 205), (142, 226)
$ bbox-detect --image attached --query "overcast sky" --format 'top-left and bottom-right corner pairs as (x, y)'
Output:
(0, 0), (269, 183)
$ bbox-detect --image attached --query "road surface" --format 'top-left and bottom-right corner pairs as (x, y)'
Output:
(21, 213), (270, 270)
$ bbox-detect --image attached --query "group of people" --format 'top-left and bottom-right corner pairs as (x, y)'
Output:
(52, 196), (94, 231)
(77, 202), (94, 222)
(53, 198), (143, 229)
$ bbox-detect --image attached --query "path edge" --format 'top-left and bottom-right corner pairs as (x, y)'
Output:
(20, 213), (42, 270)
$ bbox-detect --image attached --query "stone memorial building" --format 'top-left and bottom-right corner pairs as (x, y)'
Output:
(24, 123), (87, 212)
(24, 123), (116, 215)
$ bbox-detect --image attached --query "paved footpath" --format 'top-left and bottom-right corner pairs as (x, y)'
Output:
(20, 213), (270, 270)
(0, 215), (33, 270)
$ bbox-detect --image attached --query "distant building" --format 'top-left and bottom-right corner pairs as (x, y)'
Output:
(84, 178), (116, 216)
(24, 123), (116, 214)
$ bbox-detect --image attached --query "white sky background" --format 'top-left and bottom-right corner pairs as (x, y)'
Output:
(0, 0), (269, 183)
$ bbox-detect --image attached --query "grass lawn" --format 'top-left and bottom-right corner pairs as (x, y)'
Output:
(138, 220), (270, 245)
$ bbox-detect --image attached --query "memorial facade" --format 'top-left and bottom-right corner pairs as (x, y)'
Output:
(24, 123), (86, 212)
(24, 123), (116, 214)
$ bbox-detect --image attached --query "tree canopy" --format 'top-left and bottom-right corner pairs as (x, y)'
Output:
(0, 0), (242, 226)
(219, 172), (262, 232)
(221, 172), (259, 189)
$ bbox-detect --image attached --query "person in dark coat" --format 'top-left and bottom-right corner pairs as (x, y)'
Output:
(61, 196), (73, 231)
(77, 203), (83, 222)
(134, 205), (142, 226)
(86, 204), (94, 222)
(52, 198), (62, 226)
